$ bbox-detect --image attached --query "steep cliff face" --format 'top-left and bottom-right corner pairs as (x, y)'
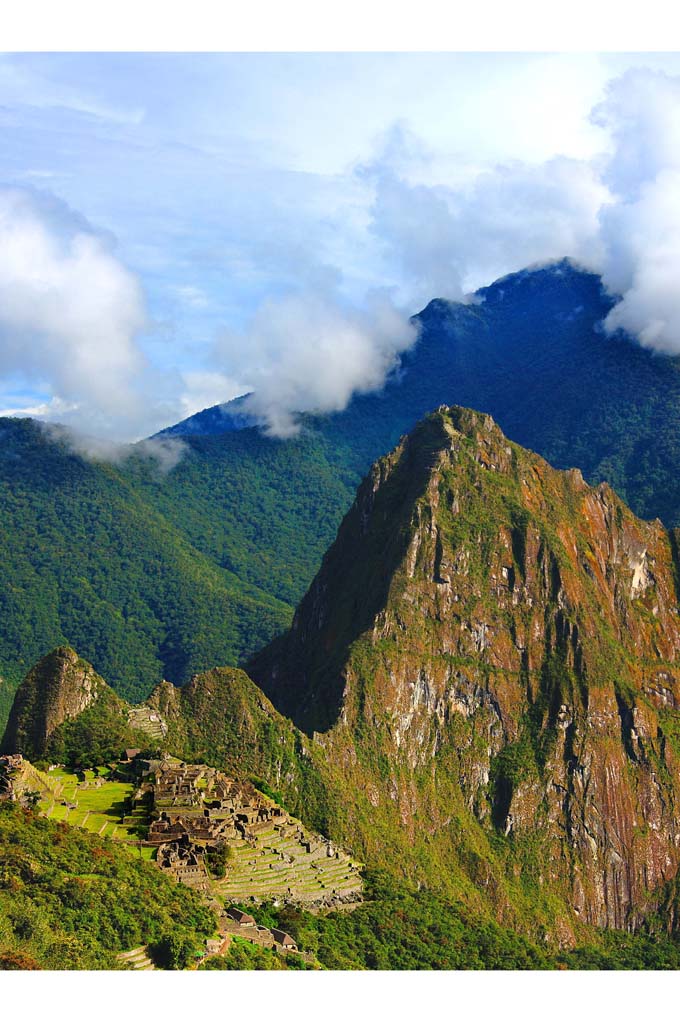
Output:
(0, 647), (109, 758)
(252, 406), (680, 934)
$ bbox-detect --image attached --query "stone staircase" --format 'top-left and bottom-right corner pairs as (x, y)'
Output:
(117, 945), (155, 971)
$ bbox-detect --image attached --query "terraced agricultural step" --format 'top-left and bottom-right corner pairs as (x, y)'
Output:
(127, 706), (168, 741)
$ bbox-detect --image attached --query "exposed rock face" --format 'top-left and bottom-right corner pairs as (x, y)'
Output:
(0, 646), (107, 758)
(252, 406), (680, 934)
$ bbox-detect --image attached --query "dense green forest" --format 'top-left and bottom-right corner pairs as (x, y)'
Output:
(43, 691), (148, 772)
(0, 803), (215, 969)
(0, 418), (290, 723)
(236, 870), (680, 971)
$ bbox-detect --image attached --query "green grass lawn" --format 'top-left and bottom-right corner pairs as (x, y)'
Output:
(32, 765), (147, 846)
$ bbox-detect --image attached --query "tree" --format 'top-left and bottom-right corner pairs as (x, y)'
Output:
(152, 931), (203, 970)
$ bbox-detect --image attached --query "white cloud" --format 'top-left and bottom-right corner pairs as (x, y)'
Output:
(360, 68), (680, 358)
(41, 421), (187, 473)
(203, 67), (680, 431)
(176, 284), (209, 310)
(179, 370), (244, 419)
(364, 134), (607, 307)
(6, 58), (680, 447)
(215, 285), (418, 437)
(0, 185), (151, 435)
(593, 71), (680, 352)
(0, 395), (77, 419)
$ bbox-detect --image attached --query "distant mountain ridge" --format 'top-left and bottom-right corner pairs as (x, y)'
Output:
(156, 393), (257, 437)
(160, 258), (680, 520)
(145, 258), (680, 597)
(160, 260), (621, 446)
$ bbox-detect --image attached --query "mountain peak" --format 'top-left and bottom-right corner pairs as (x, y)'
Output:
(250, 408), (680, 928)
(1, 647), (110, 757)
(475, 257), (607, 308)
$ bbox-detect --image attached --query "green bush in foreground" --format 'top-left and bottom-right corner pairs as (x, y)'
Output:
(0, 803), (215, 970)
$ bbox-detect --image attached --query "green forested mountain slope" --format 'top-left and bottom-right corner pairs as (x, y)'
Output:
(0, 419), (290, 725)
(124, 427), (356, 609)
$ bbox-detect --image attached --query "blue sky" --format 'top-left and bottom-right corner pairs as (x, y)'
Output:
(4, 51), (680, 440)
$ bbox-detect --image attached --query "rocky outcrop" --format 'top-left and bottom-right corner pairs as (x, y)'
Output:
(252, 406), (680, 935)
(0, 646), (108, 758)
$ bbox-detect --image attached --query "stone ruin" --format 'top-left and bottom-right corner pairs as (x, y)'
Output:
(0, 754), (23, 801)
(145, 761), (288, 847)
(156, 834), (211, 890)
(138, 757), (363, 909)
(77, 776), (106, 790)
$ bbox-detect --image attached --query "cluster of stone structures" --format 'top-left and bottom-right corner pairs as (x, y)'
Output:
(222, 906), (300, 954)
(0, 753), (23, 801)
(132, 754), (362, 909)
(156, 835), (211, 892)
(144, 759), (287, 846)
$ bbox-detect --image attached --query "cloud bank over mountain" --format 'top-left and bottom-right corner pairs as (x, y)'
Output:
(3, 58), (680, 442)
(212, 67), (680, 434)
(215, 285), (417, 437)
(595, 70), (680, 352)
(366, 69), (680, 350)
(364, 144), (607, 309)
(0, 186), (148, 436)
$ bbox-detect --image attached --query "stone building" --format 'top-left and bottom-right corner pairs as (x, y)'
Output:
(271, 929), (297, 951)
(226, 907), (256, 927)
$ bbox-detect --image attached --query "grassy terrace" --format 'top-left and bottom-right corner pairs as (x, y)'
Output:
(20, 762), (362, 902)
(34, 765), (154, 858)
(217, 825), (363, 904)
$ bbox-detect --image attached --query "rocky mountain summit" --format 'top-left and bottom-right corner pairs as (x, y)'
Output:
(0, 647), (115, 758)
(252, 405), (680, 934)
